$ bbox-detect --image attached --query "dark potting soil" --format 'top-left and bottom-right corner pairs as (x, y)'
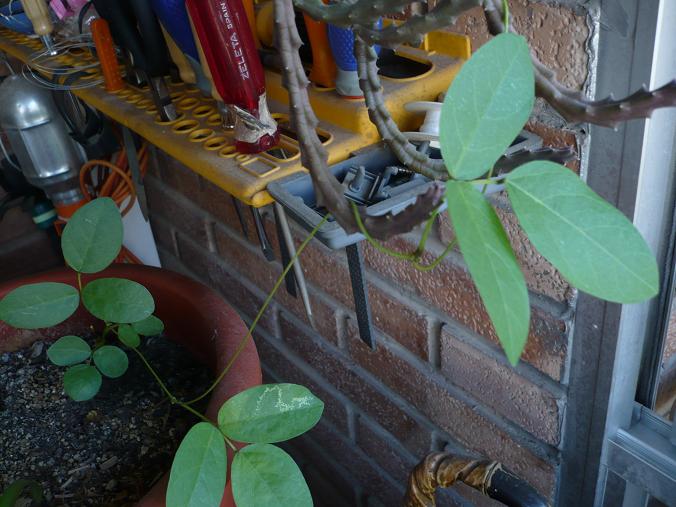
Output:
(0, 335), (212, 506)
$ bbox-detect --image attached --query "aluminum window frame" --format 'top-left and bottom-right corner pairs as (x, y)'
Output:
(558, 0), (676, 505)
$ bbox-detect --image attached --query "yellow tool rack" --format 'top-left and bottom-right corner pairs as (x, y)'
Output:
(0, 28), (469, 207)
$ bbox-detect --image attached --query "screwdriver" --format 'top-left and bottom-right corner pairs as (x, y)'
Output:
(21, 0), (56, 54)
(186, 0), (279, 154)
(92, 0), (177, 122)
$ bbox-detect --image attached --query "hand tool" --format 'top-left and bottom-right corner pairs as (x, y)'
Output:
(90, 18), (124, 93)
(327, 20), (381, 98)
(20, 0), (56, 54)
(121, 126), (149, 220)
(274, 201), (315, 327)
(241, 0), (259, 49)
(0, 1), (34, 35)
(160, 25), (196, 86)
(149, 0), (211, 97)
(92, 0), (178, 122)
(186, 0), (279, 154)
(250, 206), (275, 262)
(302, 0), (336, 89)
(273, 204), (298, 297)
(327, 24), (362, 98)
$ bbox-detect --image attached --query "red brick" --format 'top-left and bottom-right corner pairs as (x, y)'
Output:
(437, 206), (572, 304)
(148, 215), (176, 256)
(347, 333), (556, 496)
(282, 437), (360, 506)
(356, 416), (417, 485)
(145, 176), (212, 249)
(439, 325), (561, 445)
(303, 421), (405, 506)
(0, 229), (62, 283)
(298, 239), (431, 359)
(172, 231), (278, 336)
(362, 237), (568, 381)
(155, 149), (202, 199)
(257, 336), (348, 433)
(280, 314), (432, 457)
(211, 222), (342, 345)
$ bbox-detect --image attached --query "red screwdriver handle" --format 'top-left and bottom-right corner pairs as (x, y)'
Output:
(186, 0), (278, 153)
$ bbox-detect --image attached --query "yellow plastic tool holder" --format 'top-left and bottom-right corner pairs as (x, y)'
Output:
(0, 30), (469, 207)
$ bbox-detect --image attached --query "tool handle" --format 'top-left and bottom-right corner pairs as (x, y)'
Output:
(1, 2), (25, 15)
(327, 24), (356, 72)
(20, 0), (52, 36)
(241, 0), (259, 48)
(303, 13), (336, 88)
(92, 0), (148, 71)
(186, 0), (265, 107)
(128, 0), (171, 77)
(91, 18), (124, 92)
(161, 25), (196, 85)
(149, 0), (199, 61)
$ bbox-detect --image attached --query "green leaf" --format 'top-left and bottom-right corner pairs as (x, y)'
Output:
(61, 197), (123, 274)
(232, 444), (312, 507)
(439, 33), (534, 180)
(218, 384), (324, 443)
(506, 162), (659, 303)
(118, 324), (140, 348)
(47, 335), (91, 366)
(131, 315), (164, 336)
(63, 364), (102, 401)
(446, 182), (530, 365)
(0, 282), (79, 329)
(82, 278), (155, 323)
(0, 479), (43, 507)
(166, 422), (227, 507)
(93, 345), (128, 378)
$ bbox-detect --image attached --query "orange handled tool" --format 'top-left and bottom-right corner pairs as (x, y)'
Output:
(91, 18), (124, 92)
(304, 12), (337, 88)
(241, 0), (260, 48)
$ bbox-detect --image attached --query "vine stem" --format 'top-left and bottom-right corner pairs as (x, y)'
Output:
(76, 272), (82, 291)
(502, 0), (509, 31)
(350, 202), (456, 271)
(185, 214), (331, 406)
(131, 346), (238, 452)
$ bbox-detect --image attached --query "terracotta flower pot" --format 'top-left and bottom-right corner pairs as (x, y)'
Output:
(0, 264), (262, 507)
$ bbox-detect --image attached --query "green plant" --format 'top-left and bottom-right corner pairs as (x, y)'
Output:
(0, 197), (324, 507)
(277, 0), (664, 366)
(0, 480), (42, 507)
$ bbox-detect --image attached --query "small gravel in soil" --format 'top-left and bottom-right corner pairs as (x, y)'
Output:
(0, 336), (211, 506)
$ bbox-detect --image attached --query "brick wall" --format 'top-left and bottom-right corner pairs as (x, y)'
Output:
(0, 187), (62, 282)
(144, 1), (593, 504)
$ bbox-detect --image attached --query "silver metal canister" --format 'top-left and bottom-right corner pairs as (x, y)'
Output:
(0, 75), (84, 209)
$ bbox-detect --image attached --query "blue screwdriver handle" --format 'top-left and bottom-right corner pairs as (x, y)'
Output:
(149, 0), (199, 62)
(327, 25), (356, 72)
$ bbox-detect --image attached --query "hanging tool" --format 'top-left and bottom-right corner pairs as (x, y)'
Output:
(327, 20), (381, 98)
(250, 206), (275, 262)
(0, 1), (34, 35)
(90, 18), (124, 93)
(149, 0), (211, 96)
(346, 242), (374, 348)
(92, 0), (178, 121)
(186, 0), (279, 153)
(161, 26), (196, 86)
(20, 0), (56, 54)
(121, 126), (149, 220)
(273, 206), (298, 297)
(303, 0), (337, 88)
(274, 202), (315, 327)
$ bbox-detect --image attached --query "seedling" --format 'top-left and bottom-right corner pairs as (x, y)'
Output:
(0, 197), (323, 507)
